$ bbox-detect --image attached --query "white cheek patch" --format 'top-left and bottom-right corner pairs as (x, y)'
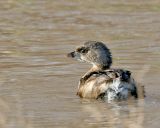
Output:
(80, 55), (89, 62)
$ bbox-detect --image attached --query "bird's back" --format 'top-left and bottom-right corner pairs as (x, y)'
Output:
(77, 69), (142, 101)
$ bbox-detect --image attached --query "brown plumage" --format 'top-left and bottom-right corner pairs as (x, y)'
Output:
(67, 41), (145, 101)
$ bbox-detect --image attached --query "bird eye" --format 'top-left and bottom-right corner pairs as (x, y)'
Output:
(77, 47), (89, 54)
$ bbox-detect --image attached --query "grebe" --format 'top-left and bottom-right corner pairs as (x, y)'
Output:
(67, 41), (144, 101)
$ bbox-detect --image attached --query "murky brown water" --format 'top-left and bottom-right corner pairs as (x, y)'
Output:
(0, 0), (160, 128)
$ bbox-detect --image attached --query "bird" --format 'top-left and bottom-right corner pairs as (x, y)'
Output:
(67, 41), (145, 101)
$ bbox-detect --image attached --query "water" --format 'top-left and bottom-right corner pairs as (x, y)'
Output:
(0, 0), (160, 128)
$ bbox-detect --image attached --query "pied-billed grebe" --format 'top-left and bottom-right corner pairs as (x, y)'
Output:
(67, 41), (144, 101)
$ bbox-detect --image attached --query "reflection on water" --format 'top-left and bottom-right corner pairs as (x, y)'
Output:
(81, 99), (145, 128)
(0, 0), (160, 128)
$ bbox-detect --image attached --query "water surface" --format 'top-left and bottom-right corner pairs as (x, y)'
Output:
(0, 0), (160, 128)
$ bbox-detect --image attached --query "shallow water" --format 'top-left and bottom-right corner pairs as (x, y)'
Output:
(0, 0), (160, 128)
